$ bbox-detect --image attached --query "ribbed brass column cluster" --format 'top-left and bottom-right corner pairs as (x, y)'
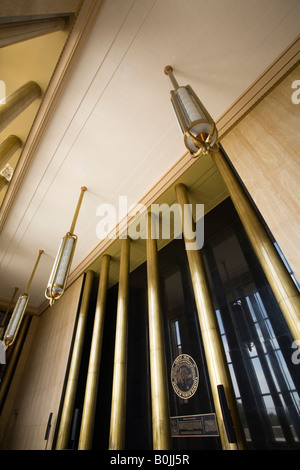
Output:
(54, 162), (299, 451)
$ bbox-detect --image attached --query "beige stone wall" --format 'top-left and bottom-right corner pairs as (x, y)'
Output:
(0, 275), (84, 450)
(221, 64), (300, 283)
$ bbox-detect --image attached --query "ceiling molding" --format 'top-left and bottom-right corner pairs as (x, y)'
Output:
(217, 34), (300, 137)
(0, 0), (104, 232)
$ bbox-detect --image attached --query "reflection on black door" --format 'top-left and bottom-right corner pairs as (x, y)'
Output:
(202, 198), (300, 449)
(158, 241), (221, 450)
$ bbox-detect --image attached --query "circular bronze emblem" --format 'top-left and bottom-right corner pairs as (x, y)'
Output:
(171, 354), (199, 399)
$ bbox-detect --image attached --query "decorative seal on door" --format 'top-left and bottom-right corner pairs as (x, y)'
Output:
(171, 354), (199, 399)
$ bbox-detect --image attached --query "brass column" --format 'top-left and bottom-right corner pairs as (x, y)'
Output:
(0, 287), (19, 339)
(109, 238), (130, 450)
(55, 270), (94, 450)
(0, 135), (22, 168)
(146, 212), (172, 450)
(211, 148), (300, 341)
(78, 255), (111, 450)
(0, 81), (41, 132)
(0, 176), (8, 191)
(175, 183), (246, 450)
(0, 315), (31, 410)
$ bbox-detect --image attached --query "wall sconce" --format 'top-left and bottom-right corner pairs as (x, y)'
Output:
(3, 250), (43, 348)
(164, 65), (218, 158)
(45, 186), (87, 306)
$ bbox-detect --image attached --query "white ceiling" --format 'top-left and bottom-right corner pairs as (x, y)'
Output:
(1, 0), (300, 311)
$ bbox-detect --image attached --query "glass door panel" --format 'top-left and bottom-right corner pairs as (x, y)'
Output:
(202, 198), (300, 449)
(158, 240), (221, 450)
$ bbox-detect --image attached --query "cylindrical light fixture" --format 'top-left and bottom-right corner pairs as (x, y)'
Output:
(3, 250), (43, 348)
(45, 186), (87, 306)
(164, 65), (218, 157)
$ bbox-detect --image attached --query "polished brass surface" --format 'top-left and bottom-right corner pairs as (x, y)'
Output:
(0, 136), (22, 168)
(25, 249), (44, 294)
(109, 238), (130, 450)
(55, 270), (94, 450)
(70, 186), (87, 235)
(0, 286), (18, 339)
(211, 149), (300, 342)
(164, 65), (179, 90)
(175, 183), (246, 450)
(0, 81), (41, 132)
(0, 176), (8, 191)
(78, 255), (111, 450)
(0, 314), (31, 410)
(146, 212), (172, 450)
